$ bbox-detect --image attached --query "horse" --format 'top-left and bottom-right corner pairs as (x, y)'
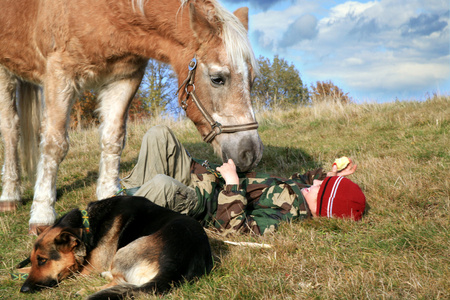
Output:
(0, 0), (263, 234)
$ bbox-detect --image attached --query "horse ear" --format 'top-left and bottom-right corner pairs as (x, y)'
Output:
(234, 7), (249, 31)
(189, 3), (217, 43)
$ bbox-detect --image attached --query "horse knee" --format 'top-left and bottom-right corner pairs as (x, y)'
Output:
(41, 133), (70, 163)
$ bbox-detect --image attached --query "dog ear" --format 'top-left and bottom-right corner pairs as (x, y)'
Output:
(54, 228), (84, 253)
(36, 225), (51, 236)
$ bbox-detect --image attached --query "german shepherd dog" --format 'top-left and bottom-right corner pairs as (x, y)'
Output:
(19, 196), (213, 299)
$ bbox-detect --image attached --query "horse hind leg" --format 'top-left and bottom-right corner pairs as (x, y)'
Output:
(96, 71), (144, 200)
(0, 67), (21, 211)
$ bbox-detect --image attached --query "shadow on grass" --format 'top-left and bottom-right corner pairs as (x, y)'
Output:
(57, 170), (99, 200)
(18, 142), (321, 204)
(183, 142), (321, 176)
(208, 238), (231, 267)
(56, 160), (137, 201)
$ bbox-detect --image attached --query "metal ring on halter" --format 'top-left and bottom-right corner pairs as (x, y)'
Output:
(185, 83), (195, 94)
(211, 122), (222, 134)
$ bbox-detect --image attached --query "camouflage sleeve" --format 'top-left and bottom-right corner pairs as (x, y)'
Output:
(191, 173), (216, 196)
(214, 184), (261, 236)
(250, 184), (301, 235)
(290, 168), (326, 184)
(215, 180), (309, 236)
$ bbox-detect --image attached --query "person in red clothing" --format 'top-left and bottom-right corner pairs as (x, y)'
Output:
(216, 157), (364, 220)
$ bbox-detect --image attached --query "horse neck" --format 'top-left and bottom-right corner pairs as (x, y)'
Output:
(112, 0), (197, 73)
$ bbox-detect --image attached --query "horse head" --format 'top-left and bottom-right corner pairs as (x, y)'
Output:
(176, 3), (263, 172)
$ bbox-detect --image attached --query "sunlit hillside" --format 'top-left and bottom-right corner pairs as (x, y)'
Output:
(0, 95), (449, 299)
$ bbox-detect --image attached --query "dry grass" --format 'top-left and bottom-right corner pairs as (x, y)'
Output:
(0, 96), (449, 299)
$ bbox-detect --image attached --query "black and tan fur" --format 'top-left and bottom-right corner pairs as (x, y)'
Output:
(20, 196), (213, 299)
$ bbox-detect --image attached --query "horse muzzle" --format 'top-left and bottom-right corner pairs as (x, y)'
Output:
(220, 131), (263, 172)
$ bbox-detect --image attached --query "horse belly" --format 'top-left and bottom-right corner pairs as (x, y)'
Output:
(0, 0), (48, 82)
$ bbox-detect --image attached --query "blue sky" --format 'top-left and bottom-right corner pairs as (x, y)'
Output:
(221, 0), (450, 102)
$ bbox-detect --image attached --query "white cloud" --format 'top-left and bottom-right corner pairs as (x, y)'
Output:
(249, 0), (450, 100)
(323, 1), (378, 23)
(250, 1), (320, 51)
(223, 0), (286, 11)
(280, 14), (319, 47)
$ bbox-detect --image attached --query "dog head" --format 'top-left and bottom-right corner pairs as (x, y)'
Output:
(20, 226), (86, 293)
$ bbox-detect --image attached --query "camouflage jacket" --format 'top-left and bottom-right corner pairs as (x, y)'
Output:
(189, 159), (326, 235)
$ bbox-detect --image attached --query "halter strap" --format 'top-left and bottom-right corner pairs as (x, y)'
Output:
(177, 56), (259, 143)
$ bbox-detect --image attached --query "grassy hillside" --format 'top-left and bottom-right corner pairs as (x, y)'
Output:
(0, 96), (449, 299)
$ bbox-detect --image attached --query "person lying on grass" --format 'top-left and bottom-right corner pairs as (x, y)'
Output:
(120, 125), (366, 235)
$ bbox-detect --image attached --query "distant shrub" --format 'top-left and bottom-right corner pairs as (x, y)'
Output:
(71, 90), (99, 130)
(309, 80), (352, 103)
(70, 91), (150, 130)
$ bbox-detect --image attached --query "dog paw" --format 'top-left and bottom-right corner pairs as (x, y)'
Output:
(101, 271), (113, 281)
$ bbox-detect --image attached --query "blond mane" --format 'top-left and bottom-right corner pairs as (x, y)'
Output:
(206, 0), (258, 73)
(132, 0), (258, 73)
(131, 0), (147, 14)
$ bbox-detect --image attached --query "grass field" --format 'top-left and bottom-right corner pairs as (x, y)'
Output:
(0, 95), (449, 299)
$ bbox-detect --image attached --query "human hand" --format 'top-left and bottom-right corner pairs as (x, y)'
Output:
(217, 159), (240, 185)
(327, 158), (357, 177)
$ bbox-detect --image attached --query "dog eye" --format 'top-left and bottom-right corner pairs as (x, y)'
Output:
(37, 257), (48, 266)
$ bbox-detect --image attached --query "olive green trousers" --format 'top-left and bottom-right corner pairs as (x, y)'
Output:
(121, 125), (198, 215)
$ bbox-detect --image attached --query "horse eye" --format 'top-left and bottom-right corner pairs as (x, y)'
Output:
(210, 76), (225, 86)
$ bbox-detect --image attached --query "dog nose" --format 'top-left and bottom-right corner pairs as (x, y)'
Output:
(20, 282), (32, 293)
(20, 286), (30, 293)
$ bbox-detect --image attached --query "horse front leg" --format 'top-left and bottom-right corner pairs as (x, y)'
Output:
(96, 73), (144, 200)
(0, 67), (21, 211)
(29, 68), (75, 234)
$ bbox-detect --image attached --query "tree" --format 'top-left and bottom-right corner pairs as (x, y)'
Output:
(252, 55), (309, 109)
(71, 90), (98, 130)
(137, 59), (178, 117)
(309, 80), (352, 103)
(70, 60), (178, 129)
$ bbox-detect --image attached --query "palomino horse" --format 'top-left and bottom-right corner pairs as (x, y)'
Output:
(0, 0), (263, 234)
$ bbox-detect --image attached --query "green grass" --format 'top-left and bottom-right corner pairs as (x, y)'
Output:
(0, 95), (449, 299)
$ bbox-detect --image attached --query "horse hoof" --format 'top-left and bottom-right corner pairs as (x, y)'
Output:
(0, 201), (17, 212)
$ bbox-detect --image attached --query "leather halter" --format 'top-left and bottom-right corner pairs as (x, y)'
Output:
(176, 56), (259, 143)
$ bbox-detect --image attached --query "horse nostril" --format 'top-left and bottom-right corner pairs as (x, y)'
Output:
(239, 150), (253, 170)
(221, 133), (263, 172)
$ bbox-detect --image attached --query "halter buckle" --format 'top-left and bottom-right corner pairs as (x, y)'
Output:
(188, 57), (197, 71)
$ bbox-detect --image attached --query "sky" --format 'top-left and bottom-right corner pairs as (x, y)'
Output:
(221, 0), (450, 103)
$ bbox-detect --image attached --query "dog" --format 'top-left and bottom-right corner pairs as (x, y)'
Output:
(19, 196), (213, 299)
